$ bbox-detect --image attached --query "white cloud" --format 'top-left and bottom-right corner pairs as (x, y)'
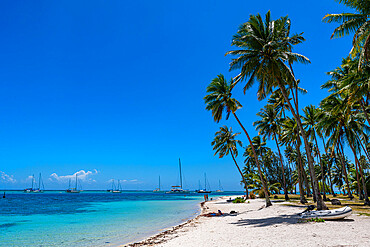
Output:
(107, 179), (140, 184)
(0, 171), (16, 183)
(49, 169), (98, 183)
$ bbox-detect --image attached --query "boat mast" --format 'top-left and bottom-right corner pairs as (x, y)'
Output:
(32, 174), (34, 190)
(68, 179), (71, 189)
(204, 173), (207, 191)
(159, 176), (161, 191)
(38, 173), (41, 190)
(75, 174), (78, 190)
(179, 158), (182, 189)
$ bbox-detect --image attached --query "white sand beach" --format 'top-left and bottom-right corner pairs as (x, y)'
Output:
(126, 196), (370, 247)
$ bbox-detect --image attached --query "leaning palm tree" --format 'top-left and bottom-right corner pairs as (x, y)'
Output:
(254, 104), (289, 200)
(204, 74), (271, 206)
(226, 11), (327, 209)
(211, 126), (248, 197)
(323, 0), (370, 64)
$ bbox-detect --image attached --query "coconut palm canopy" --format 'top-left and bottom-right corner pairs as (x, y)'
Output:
(204, 1), (370, 208)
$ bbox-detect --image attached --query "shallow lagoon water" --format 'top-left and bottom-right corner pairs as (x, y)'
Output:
(0, 191), (242, 246)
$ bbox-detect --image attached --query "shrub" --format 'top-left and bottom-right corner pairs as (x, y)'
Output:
(306, 217), (325, 223)
(249, 192), (256, 199)
(232, 197), (246, 203)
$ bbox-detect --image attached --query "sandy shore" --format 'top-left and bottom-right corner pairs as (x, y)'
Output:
(124, 196), (370, 247)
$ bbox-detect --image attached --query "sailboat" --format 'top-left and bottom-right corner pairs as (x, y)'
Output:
(66, 174), (81, 193)
(197, 173), (211, 193)
(24, 174), (35, 193)
(33, 173), (45, 193)
(24, 174), (44, 193)
(113, 180), (122, 193)
(216, 180), (223, 192)
(167, 158), (188, 193)
(153, 176), (161, 192)
(107, 179), (122, 193)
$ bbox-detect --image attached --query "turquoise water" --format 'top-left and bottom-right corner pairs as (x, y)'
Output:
(0, 191), (242, 246)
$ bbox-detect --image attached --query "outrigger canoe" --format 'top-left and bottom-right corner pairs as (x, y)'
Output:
(301, 206), (352, 220)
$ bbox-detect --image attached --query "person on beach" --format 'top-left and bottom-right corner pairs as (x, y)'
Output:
(203, 210), (223, 217)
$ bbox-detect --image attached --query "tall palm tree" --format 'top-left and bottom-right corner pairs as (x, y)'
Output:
(211, 126), (248, 197)
(254, 104), (289, 200)
(302, 105), (328, 200)
(226, 12), (327, 209)
(204, 74), (271, 206)
(281, 117), (308, 204)
(320, 94), (370, 204)
(323, 0), (370, 64)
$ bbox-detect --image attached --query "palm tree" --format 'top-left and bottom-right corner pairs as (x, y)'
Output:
(204, 74), (271, 206)
(226, 11), (327, 209)
(302, 105), (328, 200)
(281, 117), (308, 204)
(245, 173), (281, 198)
(211, 126), (248, 197)
(323, 0), (370, 64)
(254, 104), (289, 200)
(320, 94), (370, 204)
(323, 58), (370, 126)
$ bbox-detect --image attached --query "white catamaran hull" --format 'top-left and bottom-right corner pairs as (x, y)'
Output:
(301, 206), (352, 220)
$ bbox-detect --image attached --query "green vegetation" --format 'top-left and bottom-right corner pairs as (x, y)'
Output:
(305, 218), (325, 223)
(232, 197), (246, 203)
(204, 0), (370, 210)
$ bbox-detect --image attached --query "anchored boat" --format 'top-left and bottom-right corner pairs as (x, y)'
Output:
(66, 174), (81, 193)
(153, 176), (161, 192)
(24, 173), (44, 193)
(197, 173), (211, 193)
(167, 158), (188, 193)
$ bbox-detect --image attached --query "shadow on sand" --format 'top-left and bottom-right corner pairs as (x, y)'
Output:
(231, 214), (299, 227)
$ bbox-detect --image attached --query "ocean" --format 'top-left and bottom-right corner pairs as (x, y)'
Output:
(0, 191), (242, 246)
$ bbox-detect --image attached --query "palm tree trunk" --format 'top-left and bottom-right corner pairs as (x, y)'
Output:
(338, 141), (354, 199)
(233, 112), (272, 207)
(360, 99), (370, 126)
(327, 166), (336, 196)
(313, 132), (327, 201)
(294, 141), (307, 204)
(321, 138), (336, 196)
(358, 135), (370, 162)
(297, 134), (311, 198)
(339, 135), (361, 198)
(347, 140), (370, 205)
(276, 82), (327, 210)
(229, 148), (249, 198)
(273, 132), (289, 200)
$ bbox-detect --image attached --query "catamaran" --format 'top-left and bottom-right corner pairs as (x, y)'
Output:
(197, 173), (211, 193)
(66, 174), (81, 193)
(153, 176), (161, 192)
(24, 173), (44, 193)
(167, 158), (188, 193)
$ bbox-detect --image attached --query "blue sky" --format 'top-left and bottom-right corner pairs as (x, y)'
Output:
(0, 0), (352, 190)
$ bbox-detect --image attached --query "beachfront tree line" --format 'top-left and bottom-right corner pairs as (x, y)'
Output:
(204, 0), (370, 209)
